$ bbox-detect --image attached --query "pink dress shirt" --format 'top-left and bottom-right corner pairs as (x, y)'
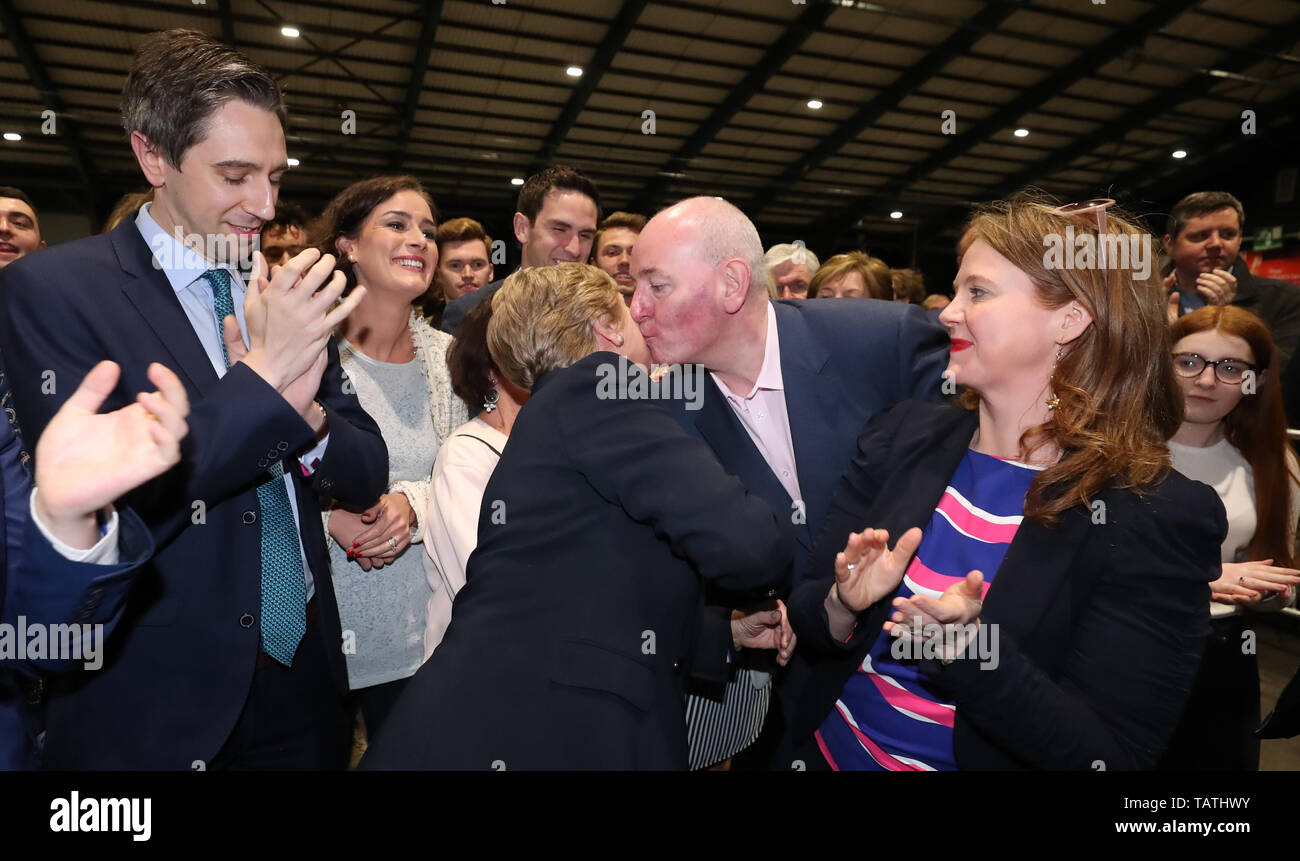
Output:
(710, 302), (804, 508)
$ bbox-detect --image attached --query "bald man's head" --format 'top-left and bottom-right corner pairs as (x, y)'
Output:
(629, 196), (770, 368)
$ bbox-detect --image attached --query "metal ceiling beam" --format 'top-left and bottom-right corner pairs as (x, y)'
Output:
(1115, 107), (1300, 206)
(15, 9), (1256, 123)
(803, 0), (1206, 247)
(746, 1), (1023, 216)
(390, 0), (443, 169)
(531, 0), (647, 176)
(962, 15), (1300, 216)
(626, 1), (836, 214)
(0, 0), (97, 214)
(217, 0), (235, 46)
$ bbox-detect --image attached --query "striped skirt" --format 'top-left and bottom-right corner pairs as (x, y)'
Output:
(685, 667), (771, 770)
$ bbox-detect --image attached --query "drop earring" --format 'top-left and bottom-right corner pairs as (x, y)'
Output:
(1046, 345), (1063, 410)
(482, 387), (499, 413)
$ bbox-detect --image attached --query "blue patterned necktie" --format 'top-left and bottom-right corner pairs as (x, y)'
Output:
(204, 268), (307, 666)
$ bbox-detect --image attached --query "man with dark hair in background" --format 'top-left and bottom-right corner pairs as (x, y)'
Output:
(0, 188), (46, 270)
(591, 211), (647, 305)
(1164, 191), (1300, 371)
(439, 165), (600, 335)
(0, 28), (385, 770)
(260, 199), (310, 267)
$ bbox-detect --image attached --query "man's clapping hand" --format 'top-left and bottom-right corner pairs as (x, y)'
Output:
(220, 248), (366, 417)
(34, 360), (190, 549)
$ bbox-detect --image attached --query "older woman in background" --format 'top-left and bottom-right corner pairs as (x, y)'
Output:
(363, 263), (794, 770)
(810, 251), (892, 299)
(422, 298), (529, 658)
(314, 175), (467, 740)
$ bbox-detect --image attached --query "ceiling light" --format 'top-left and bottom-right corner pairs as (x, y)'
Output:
(510, 177), (525, 186)
(566, 66), (583, 77)
(2, 132), (20, 142)
(1172, 149), (1187, 159)
(807, 99), (823, 110)
(890, 210), (903, 219)
(1013, 128), (1029, 137)
(281, 26), (300, 38)
(286, 157), (300, 167)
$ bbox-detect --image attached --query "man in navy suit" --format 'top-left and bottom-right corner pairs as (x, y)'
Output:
(2, 358), (190, 769)
(0, 29), (386, 769)
(439, 165), (600, 336)
(629, 196), (950, 767)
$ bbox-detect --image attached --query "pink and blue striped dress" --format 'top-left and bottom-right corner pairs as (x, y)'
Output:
(815, 448), (1040, 771)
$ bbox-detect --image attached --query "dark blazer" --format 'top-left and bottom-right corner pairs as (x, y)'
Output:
(0, 384), (154, 770)
(780, 400), (1226, 770)
(667, 299), (950, 682)
(361, 352), (794, 770)
(0, 216), (388, 769)
(1230, 257), (1300, 372)
(439, 277), (503, 335)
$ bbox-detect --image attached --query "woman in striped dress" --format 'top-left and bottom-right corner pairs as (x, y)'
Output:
(781, 197), (1225, 770)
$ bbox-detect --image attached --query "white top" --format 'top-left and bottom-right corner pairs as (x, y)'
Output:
(1169, 438), (1300, 617)
(329, 343), (436, 690)
(422, 417), (508, 660)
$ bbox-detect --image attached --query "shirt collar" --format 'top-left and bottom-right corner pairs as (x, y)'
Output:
(712, 302), (784, 401)
(134, 202), (243, 294)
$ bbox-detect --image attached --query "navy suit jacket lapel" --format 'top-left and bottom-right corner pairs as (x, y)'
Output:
(109, 218), (220, 394)
(774, 303), (851, 539)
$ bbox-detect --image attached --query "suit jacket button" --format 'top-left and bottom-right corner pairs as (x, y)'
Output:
(672, 660), (680, 670)
(277, 440), (289, 451)
(257, 459), (268, 468)
(320, 479), (333, 490)
(239, 613), (255, 629)
(242, 510), (257, 524)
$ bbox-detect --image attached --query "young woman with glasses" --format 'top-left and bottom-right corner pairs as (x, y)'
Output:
(1159, 304), (1300, 770)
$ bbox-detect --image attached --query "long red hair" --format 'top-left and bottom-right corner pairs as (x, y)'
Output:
(1171, 305), (1298, 567)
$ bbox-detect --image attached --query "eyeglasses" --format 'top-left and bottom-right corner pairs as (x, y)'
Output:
(1052, 198), (1116, 268)
(1172, 352), (1256, 384)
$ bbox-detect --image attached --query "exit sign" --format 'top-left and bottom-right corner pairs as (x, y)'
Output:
(1255, 225), (1284, 251)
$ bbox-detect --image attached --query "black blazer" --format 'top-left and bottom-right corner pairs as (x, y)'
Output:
(362, 353), (794, 770)
(439, 276), (503, 335)
(781, 400), (1226, 770)
(0, 216), (388, 769)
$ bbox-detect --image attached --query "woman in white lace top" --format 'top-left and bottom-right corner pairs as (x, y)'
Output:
(314, 176), (467, 738)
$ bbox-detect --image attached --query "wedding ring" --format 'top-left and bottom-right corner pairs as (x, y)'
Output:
(846, 562), (857, 570)
(388, 537), (397, 551)
(1239, 576), (1246, 585)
